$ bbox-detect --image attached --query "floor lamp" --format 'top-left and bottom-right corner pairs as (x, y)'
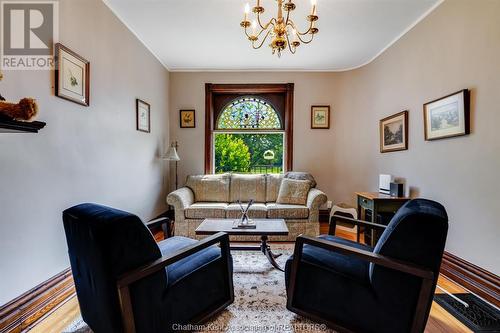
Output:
(164, 141), (180, 189)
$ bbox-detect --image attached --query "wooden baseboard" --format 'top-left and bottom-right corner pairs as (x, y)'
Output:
(441, 251), (500, 307)
(0, 268), (76, 333)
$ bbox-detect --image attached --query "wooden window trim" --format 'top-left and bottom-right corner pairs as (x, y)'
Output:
(205, 83), (294, 174)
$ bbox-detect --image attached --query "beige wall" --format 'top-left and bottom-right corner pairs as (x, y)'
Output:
(332, 0), (500, 275)
(170, 0), (500, 274)
(0, 0), (170, 305)
(169, 72), (340, 199)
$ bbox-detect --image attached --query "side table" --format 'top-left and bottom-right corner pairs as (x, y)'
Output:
(356, 192), (410, 246)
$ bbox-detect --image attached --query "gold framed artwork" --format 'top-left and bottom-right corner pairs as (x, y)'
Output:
(311, 105), (330, 129)
(55, 43), (90, 106)
(136, 99), (150, 133)
(380, 110), (408, 153)
(423, 89), (470, 141)
(180, 110), (195, 128)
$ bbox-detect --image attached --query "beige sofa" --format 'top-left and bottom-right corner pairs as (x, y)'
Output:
(166, 173), (327, 241)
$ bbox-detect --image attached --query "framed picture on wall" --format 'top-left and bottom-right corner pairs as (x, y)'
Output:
(311, 105), (330, 129)
(423, 89), (470, 141)
(180, 110), (196, 128)
(55, 43), (90, 106)
(136, 99), (151, 133)
(380, 110), (408, 153)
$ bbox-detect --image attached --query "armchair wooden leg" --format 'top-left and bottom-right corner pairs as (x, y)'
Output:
(117, 285), (136, 333)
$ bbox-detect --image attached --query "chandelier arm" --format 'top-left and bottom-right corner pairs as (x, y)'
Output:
(285, 7), (291, 26)
(257, 12), (268, 30)
(286, 20), (311, 36)
(252, 28), (273, 49)
(255, 20), (275, 39)
(285, 30), (297, 54)
(296, 32), (314, 44)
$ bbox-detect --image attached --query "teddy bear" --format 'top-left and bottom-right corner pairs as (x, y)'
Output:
(0, 97), (39, 122)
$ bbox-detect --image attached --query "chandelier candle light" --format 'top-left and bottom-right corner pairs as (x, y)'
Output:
(240, 0), (319, 57)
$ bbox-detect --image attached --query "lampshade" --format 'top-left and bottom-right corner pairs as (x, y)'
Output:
(163, 146), (180, 161)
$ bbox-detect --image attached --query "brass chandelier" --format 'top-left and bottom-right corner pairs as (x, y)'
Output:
(240, 0), (319, 57)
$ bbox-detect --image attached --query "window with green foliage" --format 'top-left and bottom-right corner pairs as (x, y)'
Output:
(214, 97), (284, 174)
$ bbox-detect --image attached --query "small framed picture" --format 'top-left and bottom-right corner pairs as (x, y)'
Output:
(180, 110), (195, 128)
(424, 89), (470, 141)
(136, 99), (150, 133)
(311, 105), (330, 129)
(380, 111), (408, 153)
(55, 43), (90, 106)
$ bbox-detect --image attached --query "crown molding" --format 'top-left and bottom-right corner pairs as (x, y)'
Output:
(104, 0), (444, 73)
(101, 0), (171, 71)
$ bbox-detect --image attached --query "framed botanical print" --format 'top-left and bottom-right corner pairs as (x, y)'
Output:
(136, 99), (151, 133)
(424, 89), (470, 140)
(311, 105), (330, 129)
(180, 110), (195, 128)
(380, 110), (408, 153)
(55, 43), (90, 106)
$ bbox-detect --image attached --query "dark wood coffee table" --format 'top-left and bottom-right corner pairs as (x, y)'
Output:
(195, 219), (289, 271)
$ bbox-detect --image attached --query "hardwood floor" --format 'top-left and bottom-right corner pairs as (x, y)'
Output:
(30, 225), (472, 333)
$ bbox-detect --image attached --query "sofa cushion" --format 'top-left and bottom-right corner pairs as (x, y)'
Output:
(226, 202), (268, 219)
(185, 174), (230, 202)
(230, 174), (266, 203)
(266, 173), (284, 202)
(184, 202), (228, 219)
(284, 171), (317, 188)
(157, 236), (221, 286)
(267, 203), (309, 219)
(287, 235), (373, 285)
(276, 178), (310, 205)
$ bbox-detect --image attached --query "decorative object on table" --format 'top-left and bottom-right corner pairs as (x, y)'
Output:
(311, 105), (330, 129)
(239, 0), (319, 57)
(390, 182), (404, 197)
(233, 200), (256, 229)
(0, 98), (39, 121)
(424, 89), (470, 141)
(136, 99), (151, 133)
(163, 141), (180, 189)
(180, 109), (195, 128)
(379, 110), (408, 153)
(378, 174), (393, 195)
(54, 43), (90, 106)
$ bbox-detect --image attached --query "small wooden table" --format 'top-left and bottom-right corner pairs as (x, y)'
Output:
(356, 192), (410, 246)
(196, 219), (289, 271)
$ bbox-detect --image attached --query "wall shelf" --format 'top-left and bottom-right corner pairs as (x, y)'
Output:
(0, 117), (46, 133)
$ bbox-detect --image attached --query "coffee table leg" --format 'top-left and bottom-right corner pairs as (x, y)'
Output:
(260, 235), (284, 272)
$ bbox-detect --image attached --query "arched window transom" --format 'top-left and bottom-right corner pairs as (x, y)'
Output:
(217, 97), (282, 130)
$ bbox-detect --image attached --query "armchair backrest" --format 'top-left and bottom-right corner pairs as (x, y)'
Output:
(63, 203), (165, 333)
(369, 199), (448, 328)
(371, 199), (448, 276)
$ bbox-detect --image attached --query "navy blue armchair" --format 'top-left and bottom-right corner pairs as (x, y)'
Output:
(63, 203), (233, 333)
(285, 199), (448, 333)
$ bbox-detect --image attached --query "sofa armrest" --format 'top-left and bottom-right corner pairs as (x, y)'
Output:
(306, 188), (327, 210)
(167, 187), (194, 210)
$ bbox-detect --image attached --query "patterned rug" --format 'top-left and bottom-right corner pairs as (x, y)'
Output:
(64, 245), (333, 333)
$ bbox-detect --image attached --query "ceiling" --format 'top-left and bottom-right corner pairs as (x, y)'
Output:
(104, 0), (442, 71)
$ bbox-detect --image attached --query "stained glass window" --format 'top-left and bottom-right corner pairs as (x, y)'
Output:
(217, 97), (282, 130)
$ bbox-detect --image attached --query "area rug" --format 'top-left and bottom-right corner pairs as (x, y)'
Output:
(64, 245), (333, 333)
